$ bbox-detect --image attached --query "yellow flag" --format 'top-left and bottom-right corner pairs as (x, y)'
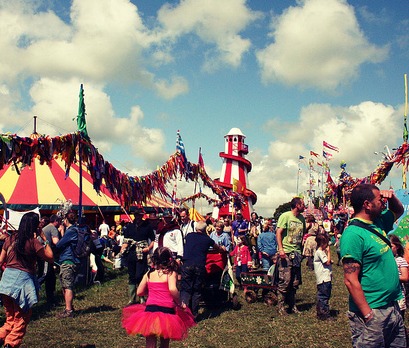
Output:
(232, 178), (243, 193)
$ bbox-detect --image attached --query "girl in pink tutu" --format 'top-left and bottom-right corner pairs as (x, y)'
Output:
(122, 247), (196, 348)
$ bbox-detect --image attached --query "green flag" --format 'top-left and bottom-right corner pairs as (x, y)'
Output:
(76, 84), (88, 138)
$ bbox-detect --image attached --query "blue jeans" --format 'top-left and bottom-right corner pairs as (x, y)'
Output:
(261, 255), (273, 271)
(348, 302), (406, 348)
(180, 265), (206, 316)
(317, 281), (332, 319)
(235, 264), (249, 286)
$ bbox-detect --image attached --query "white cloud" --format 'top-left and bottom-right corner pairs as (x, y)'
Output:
(256, 0), (388, 91)
(157, 0), (260, 70)
(0, 0), (188, 99)
(26, 78), (167, 167)
(154, 76), (189, 100)
(248, 101), (402, 216)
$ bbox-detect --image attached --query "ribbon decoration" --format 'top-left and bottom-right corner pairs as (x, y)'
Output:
(0, 132), (246, 211)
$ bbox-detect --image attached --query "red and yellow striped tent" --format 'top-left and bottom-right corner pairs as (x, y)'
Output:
(0, 157), (172, 213)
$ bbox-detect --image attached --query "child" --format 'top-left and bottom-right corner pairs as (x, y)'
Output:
(390, 235), (409, 319)
(122, 247), (196, 348)
(313, 234), (333, 320)
(230, 235), (252, 288)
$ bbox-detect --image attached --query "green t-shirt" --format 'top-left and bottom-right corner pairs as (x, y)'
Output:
(340, 211), (401, 312)
(276, 211), (306, 253)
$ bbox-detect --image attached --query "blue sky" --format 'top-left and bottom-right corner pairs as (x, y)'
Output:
(0, 0), (408, 217)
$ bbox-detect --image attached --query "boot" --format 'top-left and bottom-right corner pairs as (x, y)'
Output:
(128, 284), (136, 305)
(277, 292), (287, 316)
(288, 290), (300, 314)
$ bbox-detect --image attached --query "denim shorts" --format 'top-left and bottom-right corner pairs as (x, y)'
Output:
(347, 302), (406, 348)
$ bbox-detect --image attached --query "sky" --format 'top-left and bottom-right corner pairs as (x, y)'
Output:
(0, 0), (408, 218)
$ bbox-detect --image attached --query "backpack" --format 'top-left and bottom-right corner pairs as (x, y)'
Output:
(74, 225), (92, 259)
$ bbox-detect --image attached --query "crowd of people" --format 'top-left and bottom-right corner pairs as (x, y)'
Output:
(0, 184), (409, 347)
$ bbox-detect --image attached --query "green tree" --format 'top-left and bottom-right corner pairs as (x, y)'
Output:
(273, 201), (291, 221)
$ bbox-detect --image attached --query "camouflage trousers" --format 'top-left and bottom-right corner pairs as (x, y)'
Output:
(277, 254), (302, 310)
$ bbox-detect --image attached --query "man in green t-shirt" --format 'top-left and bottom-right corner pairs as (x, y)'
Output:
(276, 197), (306, 315)
(341, 184), (405, 348)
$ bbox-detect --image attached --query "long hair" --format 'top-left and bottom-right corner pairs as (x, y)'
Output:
(390, 235), (404, 257)
(150, 247), (179, 274)
(15, 212), (39, 261)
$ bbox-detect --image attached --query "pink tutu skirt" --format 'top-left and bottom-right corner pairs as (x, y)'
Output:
(122, 304), (196, 340)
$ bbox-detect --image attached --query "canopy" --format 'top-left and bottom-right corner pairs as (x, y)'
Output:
(0, 157), (172, 213)
(189, 207), (205, 222)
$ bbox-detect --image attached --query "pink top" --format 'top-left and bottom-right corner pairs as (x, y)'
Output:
(146, 277), (175, 309)
(230, 245), (252, 266)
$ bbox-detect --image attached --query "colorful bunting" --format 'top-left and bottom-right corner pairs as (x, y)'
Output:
(0, 131), (247, 211)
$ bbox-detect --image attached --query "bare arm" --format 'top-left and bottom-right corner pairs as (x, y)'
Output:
(400, 265), (409, 283)
(37, 245), (54, 263)
(276, 227), (286, 259)
(136, 273), (149, 297)
(343, 259), (372, 319)
(37, 231), (54, 263)
(0, 249), (6, 265)
(324, 246), (331, 265)
(168, 271), (180, 303)
(380, 190), (404, 220)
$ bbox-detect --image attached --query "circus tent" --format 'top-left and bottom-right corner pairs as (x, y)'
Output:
(0, 156), (172, 213)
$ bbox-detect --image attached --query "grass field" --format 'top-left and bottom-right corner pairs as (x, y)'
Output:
(1, 251), (402, 348)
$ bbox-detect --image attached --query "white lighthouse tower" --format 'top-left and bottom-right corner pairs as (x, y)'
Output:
(214, 128), (257, 220)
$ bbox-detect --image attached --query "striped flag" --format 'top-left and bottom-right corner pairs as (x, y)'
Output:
(323, 150), (333, 159)
(323, 141), (339, 152)
(176, 130), (188, 163)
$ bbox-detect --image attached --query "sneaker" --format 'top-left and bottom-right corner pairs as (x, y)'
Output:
(277, 306), (287, 316)
(291, 306), (301, 314)
(56, 309), (74, 318)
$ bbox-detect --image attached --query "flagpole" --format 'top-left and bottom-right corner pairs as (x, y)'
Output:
(79, 135), (83, 217)
(403, 74), (408, 189)
(192, 147), (200, 210)
(76, 84), (88, 218)
(296, 159), (301, 195)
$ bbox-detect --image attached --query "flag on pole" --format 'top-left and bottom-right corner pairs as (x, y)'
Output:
(176, 130), (188, 164)
(76, 84), (88, 138)
(323, 150), (333, 159)
(198, 148), (205, 168)
(232, 178), (244, 193)
(310, 151), (319, 158)
(323, 141), (339, 152)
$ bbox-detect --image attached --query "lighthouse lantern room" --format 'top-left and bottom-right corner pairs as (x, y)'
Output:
(214, 128), (257, 220)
